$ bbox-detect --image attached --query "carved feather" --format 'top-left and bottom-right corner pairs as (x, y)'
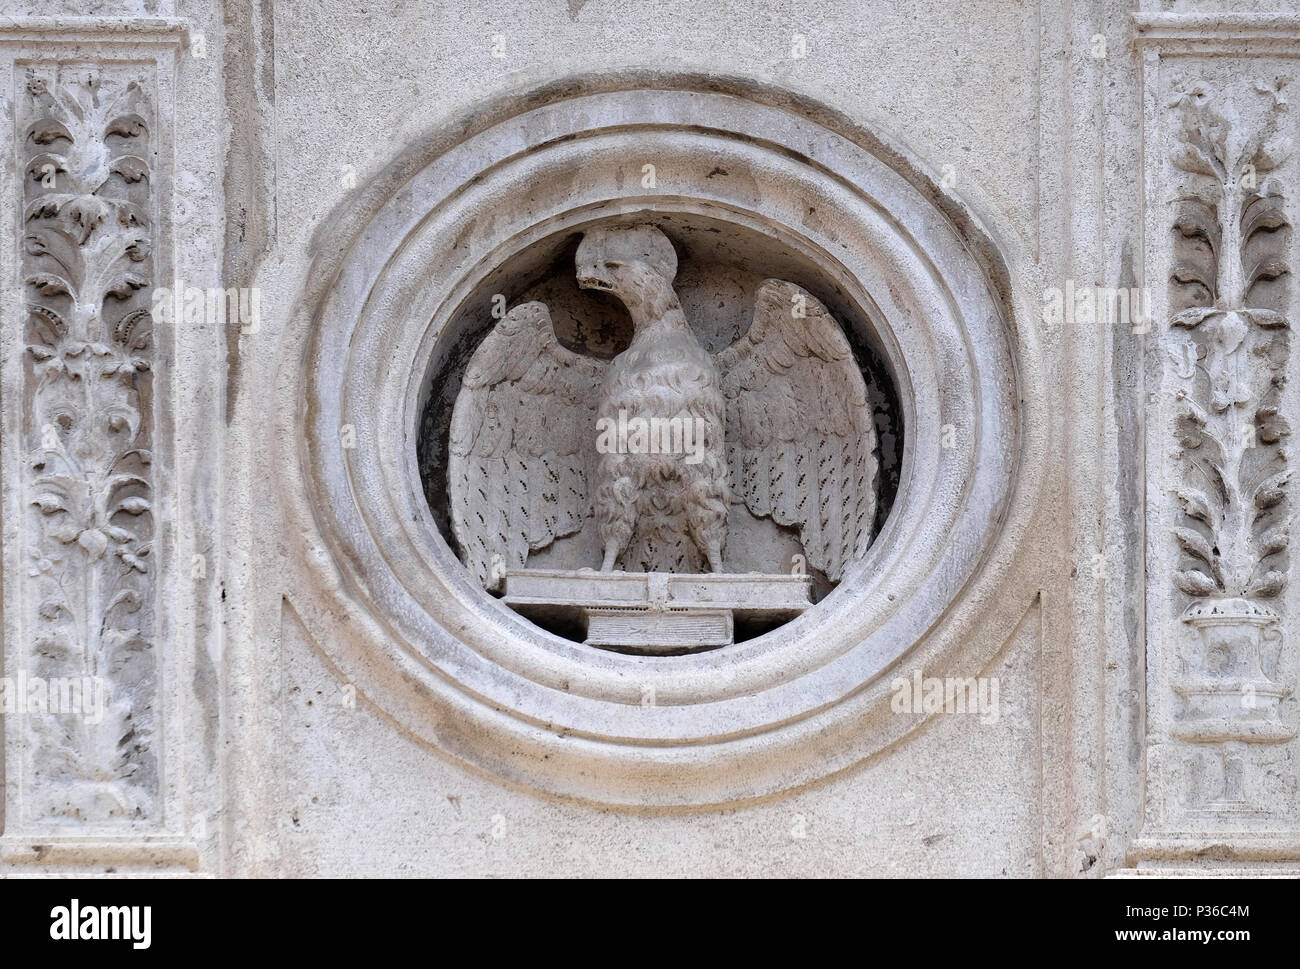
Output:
(714, 279), (879, 581)
(449, 301), (606, 589)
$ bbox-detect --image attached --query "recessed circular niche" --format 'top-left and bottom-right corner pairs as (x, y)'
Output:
(295, 75), (1025, 806)
(415, 211), (905, 645)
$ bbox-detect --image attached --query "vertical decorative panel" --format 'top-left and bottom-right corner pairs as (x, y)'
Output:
(0, 18), (194, 871)
(19, 63), (159, 824)
(1134, 12), (1300, 871)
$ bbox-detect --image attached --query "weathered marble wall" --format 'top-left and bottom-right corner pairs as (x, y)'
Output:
(0, 0), (1297, 877)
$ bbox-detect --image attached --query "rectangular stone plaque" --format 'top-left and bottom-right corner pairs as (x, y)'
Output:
(503, 569), (812, 653)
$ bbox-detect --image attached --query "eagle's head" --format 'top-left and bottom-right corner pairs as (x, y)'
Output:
(575, 224), (678, 308)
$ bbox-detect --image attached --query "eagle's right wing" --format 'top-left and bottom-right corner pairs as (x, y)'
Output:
(449, 301), (607, 590)
(714, 280), (878, 582)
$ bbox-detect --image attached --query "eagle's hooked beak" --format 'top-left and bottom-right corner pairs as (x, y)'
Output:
(576, 259), (625, 294)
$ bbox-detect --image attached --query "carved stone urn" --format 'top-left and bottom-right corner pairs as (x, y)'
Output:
(1174, 597), (1293, 744)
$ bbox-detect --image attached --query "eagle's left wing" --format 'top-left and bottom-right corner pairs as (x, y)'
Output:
(449, 301), (607, 590)
(713, 279), (878, 581)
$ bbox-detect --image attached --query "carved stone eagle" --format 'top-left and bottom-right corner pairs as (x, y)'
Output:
(449, 224), (878, 589)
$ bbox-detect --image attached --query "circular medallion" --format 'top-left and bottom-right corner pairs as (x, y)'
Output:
(291, 74), (1029, 805)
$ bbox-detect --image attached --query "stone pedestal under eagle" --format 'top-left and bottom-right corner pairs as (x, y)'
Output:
(449, 224), (878, 591)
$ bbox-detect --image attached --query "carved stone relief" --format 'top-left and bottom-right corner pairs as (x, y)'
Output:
(427, 220), (887, 651)
(16, 63), (158, 824)
(294, 82), (1026, 806)
(6, 1), (1300, 883)
(1140, 38), (1300, 864)
(1168, 77), (1295, 812)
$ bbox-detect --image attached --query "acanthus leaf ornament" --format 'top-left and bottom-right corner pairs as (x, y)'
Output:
(18, 66), (158, 823)
(1164, 76), (1296, 815)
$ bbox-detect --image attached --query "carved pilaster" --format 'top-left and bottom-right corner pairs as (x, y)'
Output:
(0, 20), (195, 871)
(1135, 14), (1300, 871)
(19, 63), (159, 824)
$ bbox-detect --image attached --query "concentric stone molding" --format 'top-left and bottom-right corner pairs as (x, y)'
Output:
(285, 75), (1036, 807)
